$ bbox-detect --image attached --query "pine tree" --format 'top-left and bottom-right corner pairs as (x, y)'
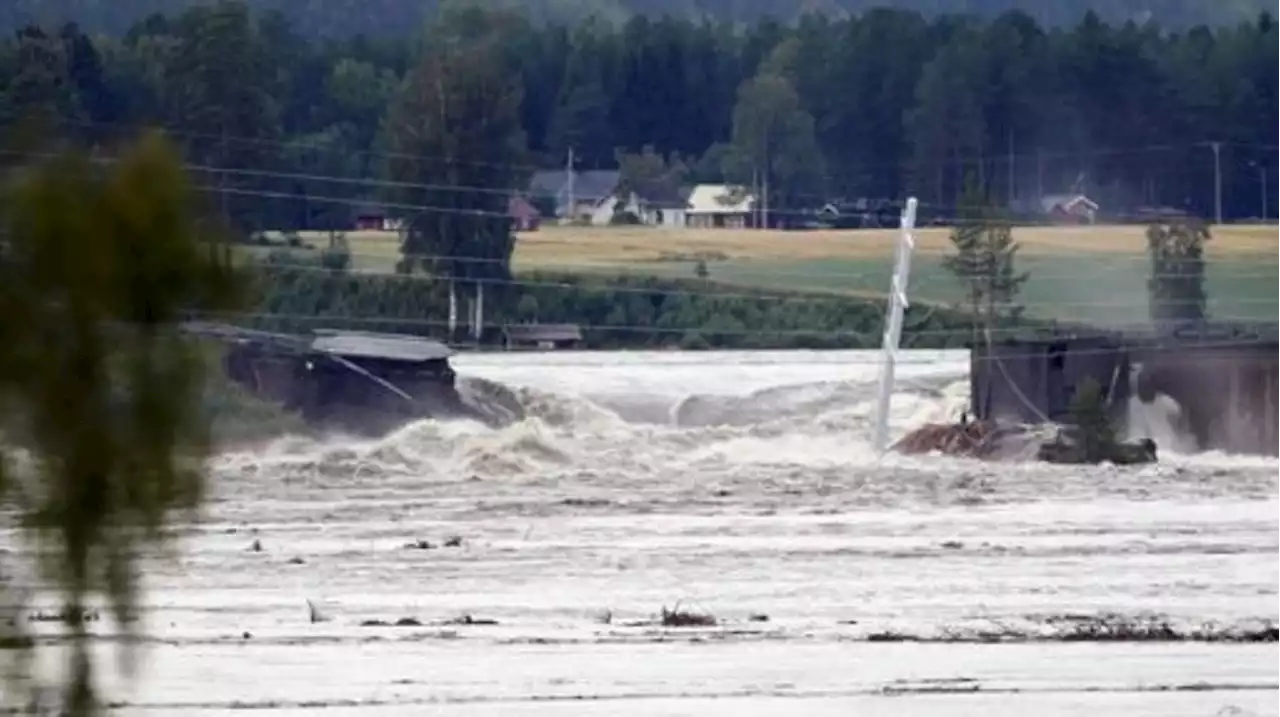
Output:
(942, 175), (1029, 343)
(1146, 219), (1211, 325)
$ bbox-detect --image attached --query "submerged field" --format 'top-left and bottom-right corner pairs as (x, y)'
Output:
(276, 223), (1279, 326)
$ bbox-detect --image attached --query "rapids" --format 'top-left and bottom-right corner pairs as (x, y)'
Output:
(10, 350), (1278, 715)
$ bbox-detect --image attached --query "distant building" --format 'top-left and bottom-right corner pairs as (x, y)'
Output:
(1040, 194), (1099, 224)
(508, 195), (541, 232)
(352, 202), (389, 231)
(502, 323), (583, 351)
(528, 170), (622, 225)
(685, 184), (755, 229)
(638, 185), (692, 228)
(350, 202), (403, 232)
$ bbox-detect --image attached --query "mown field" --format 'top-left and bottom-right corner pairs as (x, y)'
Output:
(271, 223), (1278, 327)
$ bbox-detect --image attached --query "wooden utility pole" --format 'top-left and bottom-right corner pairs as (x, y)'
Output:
(1209, 141), (1223, 225)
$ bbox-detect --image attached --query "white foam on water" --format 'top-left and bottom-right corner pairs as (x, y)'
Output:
(12, 350), (1278, 715)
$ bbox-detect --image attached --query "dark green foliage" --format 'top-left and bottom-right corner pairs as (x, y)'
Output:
(0, 3), (1274, 227)
(942, 177), (1030, 338)
(1067, 377), (1118, 463)
(0, 130), (241, 713)
(240, 263), (1026, 349)
(382, 7), (528, 295)
(1, 0), (1270, 37)
(1146, 219), (1211, 323)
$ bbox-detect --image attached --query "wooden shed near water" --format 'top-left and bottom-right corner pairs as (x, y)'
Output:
(502, 324), (583, 351)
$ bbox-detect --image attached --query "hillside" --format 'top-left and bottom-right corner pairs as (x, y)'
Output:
(3, 0), (1271, 37)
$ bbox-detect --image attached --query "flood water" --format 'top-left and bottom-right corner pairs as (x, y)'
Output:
(15, 350), (1280, 715)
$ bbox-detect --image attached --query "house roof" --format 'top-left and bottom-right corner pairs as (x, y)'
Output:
(310, 329), (452, 362)
(528, 170), (621, 204)
(1040, 194), (1099, 214)
(503, 324), (583, 342)
(686, 184), (754, 214)
(508, 195), (539, 217)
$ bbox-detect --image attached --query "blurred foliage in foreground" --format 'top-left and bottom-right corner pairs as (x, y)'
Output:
(0, 129), (241, 713)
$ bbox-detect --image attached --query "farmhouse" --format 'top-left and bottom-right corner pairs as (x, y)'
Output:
(637, 185), (692, 228)
(685, 184), (755, 229)
(528, 170), (623, 225)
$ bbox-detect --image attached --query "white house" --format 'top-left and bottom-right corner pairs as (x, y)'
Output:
(684, 184), (755, 229)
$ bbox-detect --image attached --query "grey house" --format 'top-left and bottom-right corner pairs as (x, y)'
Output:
(528, 170), (622, 225)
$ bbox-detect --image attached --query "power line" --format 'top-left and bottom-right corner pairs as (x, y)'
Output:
(9, 144), (1279, 225)
(32, 119), (1278, 215)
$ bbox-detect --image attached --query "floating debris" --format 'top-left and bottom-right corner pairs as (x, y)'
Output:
(660, 603), (716, 628)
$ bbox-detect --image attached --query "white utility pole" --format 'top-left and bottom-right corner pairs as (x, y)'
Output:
(565, 147), (576, 222)
(447, 281), (457, 339)
(873, 197), (919, 455)
(473, 282), (484, 343)
(761, 168), (769, 230)
(751, 167), (759, 228)
(1209, 141), (1223, 225)
(761, 136), (770, 230)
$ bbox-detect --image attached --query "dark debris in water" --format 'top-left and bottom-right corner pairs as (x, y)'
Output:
(359, 614), (498, 628)
(659, 603), (716, 628)
(856, 613), (1278, 644)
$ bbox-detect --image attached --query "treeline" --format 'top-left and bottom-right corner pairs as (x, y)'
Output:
(0, 1), (1275, 223)
(244, 263), (1006, 350)
(2, 0), (1270, 37)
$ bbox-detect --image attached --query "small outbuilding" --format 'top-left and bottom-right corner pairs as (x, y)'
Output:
(502, 324), (583, 351)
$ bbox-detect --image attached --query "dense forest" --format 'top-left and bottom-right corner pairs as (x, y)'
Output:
(1, 1), (1273, 225)
(3, 0), (1271, 36)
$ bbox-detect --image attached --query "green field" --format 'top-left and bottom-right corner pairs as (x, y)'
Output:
(257, 224), (1279, 327)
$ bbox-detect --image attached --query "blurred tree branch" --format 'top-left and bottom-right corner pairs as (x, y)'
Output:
(0, 122), (241, 714)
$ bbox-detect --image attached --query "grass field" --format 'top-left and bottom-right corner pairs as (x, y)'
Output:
(279, 223), (1278, 326)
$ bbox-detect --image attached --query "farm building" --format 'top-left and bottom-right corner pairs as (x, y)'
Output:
(502, 324), (584, 351)
(638, 185), (692, 228)
(1041, 194), (1099, 224)
(508, 195), (541, 231)
(685, 184), (755, 229)
(528, 170), (622, 225)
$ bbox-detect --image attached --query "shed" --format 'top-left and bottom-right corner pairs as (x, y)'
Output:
(502, 324), (583, 351)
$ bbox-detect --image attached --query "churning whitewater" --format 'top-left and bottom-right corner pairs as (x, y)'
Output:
(20, 351), (1280, 715)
